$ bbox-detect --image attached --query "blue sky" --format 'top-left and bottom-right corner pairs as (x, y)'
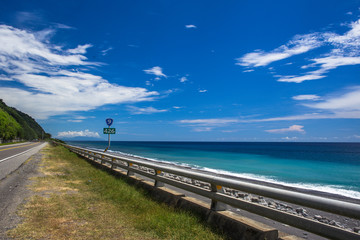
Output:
(0, 0), (360, 142)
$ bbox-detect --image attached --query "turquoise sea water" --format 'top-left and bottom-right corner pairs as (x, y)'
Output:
(68, 141), (360, 199)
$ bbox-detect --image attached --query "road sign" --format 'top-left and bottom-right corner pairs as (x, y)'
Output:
(106, 118), (113, 127)
(103, 128), (116, 134)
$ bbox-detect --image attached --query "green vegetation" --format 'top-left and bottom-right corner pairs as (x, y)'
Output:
(9, 145), (226, 240)
(50, 138), (67, 144)
(0, 99), (51, 141)
(0, 108), (22, 140)
(0, 141), (26, 146)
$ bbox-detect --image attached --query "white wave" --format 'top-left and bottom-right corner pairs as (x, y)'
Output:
(199, 167), (360, 200)
(75, 146), (360, 200)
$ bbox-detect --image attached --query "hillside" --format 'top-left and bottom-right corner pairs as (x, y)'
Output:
(0, 99), (50, 142)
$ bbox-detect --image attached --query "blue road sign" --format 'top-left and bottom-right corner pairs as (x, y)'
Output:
(106, 118), (113, 127)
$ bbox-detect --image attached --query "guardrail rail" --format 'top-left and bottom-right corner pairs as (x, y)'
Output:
(56, 142), (360, 240)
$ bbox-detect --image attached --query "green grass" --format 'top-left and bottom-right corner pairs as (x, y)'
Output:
(9, 145), (226, 240)
(0, 141), (27, 146)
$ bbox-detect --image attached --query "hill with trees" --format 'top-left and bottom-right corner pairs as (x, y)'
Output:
(0, 99), (51, 142)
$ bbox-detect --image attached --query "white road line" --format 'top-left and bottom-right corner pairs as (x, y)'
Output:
(0, 146), (39, 163)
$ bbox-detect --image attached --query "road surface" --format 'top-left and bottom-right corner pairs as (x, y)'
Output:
(0, 142), (45, 180)
(0, 141), (47, 239)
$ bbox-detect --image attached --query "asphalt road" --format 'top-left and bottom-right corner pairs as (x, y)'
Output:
(0, 142), (45, 180)
(0, 141), (46, 239)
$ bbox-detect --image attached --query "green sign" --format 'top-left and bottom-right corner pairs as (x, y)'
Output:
(103, 128), (116, 134)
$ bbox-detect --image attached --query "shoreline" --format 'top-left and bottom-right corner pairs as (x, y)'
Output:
(100, 147), (360, 204)
(73, 144), (360, 238)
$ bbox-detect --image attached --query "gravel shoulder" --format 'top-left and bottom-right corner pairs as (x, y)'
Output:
(0, 150), (43, 239)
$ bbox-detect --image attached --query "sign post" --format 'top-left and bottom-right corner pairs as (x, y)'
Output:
(104, 118), (115, 152)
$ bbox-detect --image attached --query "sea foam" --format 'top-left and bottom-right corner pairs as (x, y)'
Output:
(89, 147), (360, 200)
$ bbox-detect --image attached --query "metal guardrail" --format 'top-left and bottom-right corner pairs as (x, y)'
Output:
(58, 143), (360, 240)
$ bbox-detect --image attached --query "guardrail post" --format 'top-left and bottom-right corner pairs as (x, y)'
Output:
(154, 170), (165, 187)
(210, 184), (227, 211)
(127, 162), (134, 176)
(111, 158), (116, 169)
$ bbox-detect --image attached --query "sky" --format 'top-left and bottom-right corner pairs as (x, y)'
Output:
(0, 0), (360, 142)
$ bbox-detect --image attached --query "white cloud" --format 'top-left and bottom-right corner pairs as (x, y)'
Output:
(179, 118), (239, 132)
(238, 17), (360, 83)
(0, 25), (159, 119)
(180, 76), (188, 82)
(179, 118), (239, 126)
(193, 127), (213, 132)
(304, 87), (360, 111)
(282, 136), (299, 141)
(308, 55), (360, 70)
(178, 88), (360, 129)
(67, 116), (88, 122)
(57, 129), (100, 138)
(277, 55), (360, 83)
(0, 74), (12, 81)
(277, 74), (325, 83)
(143, 66), (167, 78)
(245, 87), (360, 122)
(185, 25), (197, 29)
(67, 44), (93, 54)
(0, 25), (92, 66)
(266, 125), (305, 133)
(67, 119), (83, 122)
(326, 19), (360, 48)
(199, 89), (207, 93)
(127, 106), (168, 115)
(292, 95), (321, 101)
(236, 33), (321, 67)
(101, 47), (113, 56)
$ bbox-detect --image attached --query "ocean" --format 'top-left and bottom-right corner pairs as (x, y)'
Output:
(67, 141), (360, 200)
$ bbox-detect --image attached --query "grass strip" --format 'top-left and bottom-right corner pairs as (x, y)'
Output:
(8, 145), (226, 240)
(0, 141), (27, 146)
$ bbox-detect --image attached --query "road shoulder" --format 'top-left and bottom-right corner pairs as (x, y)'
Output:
(0, 148), (44, 239)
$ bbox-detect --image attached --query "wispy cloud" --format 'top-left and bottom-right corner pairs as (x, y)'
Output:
(185, 25), (197, 29)
(179, 118), (239, 126)
(237, 17), (360, 83)
(143, 66), (167, 78)
(236, 33), (321, 67)
(193, 127), (213, 132)
(179, 118), (239, 132)
(179, 87), (360, 125)
(0, 25), (159, 119)
(57, 129), (100, 138)
(266, 125), (305, 133)
(67, 44), (93, 54)
(304, 87), (360, 112)
(277, 74), (325, 83)
(67, 119), (83, 123)
(101, 47), (113, 56)
(66, 116), (88, 122)
(180, 76), (188, 83)
(245, 87), (360, 122)
(292, 94), (321, 101)
(127, 106), (168, 115)
(199, 89), (207, 93)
